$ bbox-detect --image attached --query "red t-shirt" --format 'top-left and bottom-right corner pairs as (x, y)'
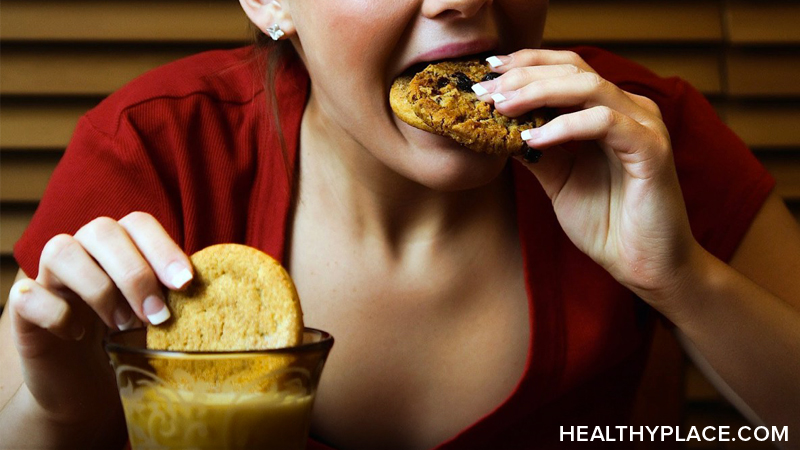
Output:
(14, 46), (774, 449)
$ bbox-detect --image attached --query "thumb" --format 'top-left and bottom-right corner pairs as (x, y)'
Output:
(514, 145), (575, 201)
(8, 279), (86, 347)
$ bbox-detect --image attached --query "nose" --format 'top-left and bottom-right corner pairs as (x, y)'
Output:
(421, 0), (493, 20)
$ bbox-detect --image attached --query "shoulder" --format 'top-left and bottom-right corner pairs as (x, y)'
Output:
(84, 46), (266, 138)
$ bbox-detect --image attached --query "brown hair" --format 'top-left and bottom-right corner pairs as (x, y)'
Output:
(252, 28), (299, 192)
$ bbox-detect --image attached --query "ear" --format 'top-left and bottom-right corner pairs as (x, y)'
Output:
(239, 0), (296, 39)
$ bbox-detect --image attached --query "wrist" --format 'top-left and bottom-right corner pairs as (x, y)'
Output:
(634, 241), (720, 325)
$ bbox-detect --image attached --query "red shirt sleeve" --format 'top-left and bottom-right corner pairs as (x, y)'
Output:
(13, 113), (183, 278)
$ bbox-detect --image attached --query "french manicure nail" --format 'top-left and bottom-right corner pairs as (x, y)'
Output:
(144, 296), (171, 325)
(472, 83), (489, 96)
(167, 263), (193, 289)
(486, 56), (504, 68)
(114, 307), (136, 331)
(15, 280), (32, 295)
(491, 93), (507, 104)
(521, 128), (541, 141)
(69, 319), (86, 341)
(72, 322), (86, 341)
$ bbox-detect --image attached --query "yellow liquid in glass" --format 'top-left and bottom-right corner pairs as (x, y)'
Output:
(122, 386), (313, 450)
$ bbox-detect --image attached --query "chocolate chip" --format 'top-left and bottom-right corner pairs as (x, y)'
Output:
(523, 147), (543, 164)
(481, 72), (500, 82)
(453, 72), (473, 92)
(437, 77), (450, 89)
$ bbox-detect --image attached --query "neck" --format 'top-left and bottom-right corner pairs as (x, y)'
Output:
(296, 92), (515, 253)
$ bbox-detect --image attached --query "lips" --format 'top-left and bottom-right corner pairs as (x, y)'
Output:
(396, 38), (499, 78)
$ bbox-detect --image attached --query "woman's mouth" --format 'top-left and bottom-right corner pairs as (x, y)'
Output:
(395, 38), (499, 79)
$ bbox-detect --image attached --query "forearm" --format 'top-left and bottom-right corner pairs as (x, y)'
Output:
(1, 309), (127, 449)
(663, 245), (800, 429)
(0, 381), (127, 450)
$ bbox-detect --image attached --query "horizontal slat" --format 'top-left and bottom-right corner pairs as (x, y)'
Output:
(544, 1), (721, 43)
(758, 153), (800, 201)
(790, 202), (800, 223)
(0, 153), (61, 202)
(0, 1), (250, 43)
(727, 50), (800, 97)
(2, 0), (724, 45)
(726, 2), (800, 45)
(722, 103), (800, 149)
(0, 100), (95, 149)
(1, 208), (35, 254)
(618, 49), (722, 95)
(0, 46), (211, 96)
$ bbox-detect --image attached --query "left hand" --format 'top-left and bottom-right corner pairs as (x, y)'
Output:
(477, 49), (700, 305)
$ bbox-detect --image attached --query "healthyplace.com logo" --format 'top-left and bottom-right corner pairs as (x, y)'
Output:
(560, 426), (789, 443)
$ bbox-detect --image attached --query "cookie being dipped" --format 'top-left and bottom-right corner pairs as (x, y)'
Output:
(147, 243), (303, 352)
(145, 244), (304, 390)
(390, 59), (548, 156)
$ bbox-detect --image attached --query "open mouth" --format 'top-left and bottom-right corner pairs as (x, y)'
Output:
(397, 50), (496, 80)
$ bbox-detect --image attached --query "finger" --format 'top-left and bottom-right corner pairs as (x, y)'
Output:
(8, 279), (85, 342)
(118, 212), (193, 290)
(472, 64), (585, 98)
(626, 92), (663, 120)
(38, 234), (136, 330)
(73, 217), (170, 326)
(490, 71), (652, 123)
(521, 106), (669, 180)
(485, 49), (595, 74)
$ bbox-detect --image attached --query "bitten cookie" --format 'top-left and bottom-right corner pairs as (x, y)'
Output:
(146, 243), (303, 352)
(390, 60), (548, 156)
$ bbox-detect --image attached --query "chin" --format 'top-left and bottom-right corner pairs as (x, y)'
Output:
(397, 130), (510, 192)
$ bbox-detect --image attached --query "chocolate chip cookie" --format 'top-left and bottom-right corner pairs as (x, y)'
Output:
(390, 59), (548, 156)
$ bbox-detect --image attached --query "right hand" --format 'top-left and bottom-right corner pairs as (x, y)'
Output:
(5, 212), (193, 433)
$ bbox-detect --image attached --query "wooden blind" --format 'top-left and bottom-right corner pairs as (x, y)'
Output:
(1, 1), (798, 443)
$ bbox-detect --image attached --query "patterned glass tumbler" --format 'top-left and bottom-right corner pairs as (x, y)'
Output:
(106, 328), (333, 450)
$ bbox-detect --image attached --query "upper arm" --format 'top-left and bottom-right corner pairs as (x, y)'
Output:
(728, 191), (800, 311)
(677, 191), (800, 425)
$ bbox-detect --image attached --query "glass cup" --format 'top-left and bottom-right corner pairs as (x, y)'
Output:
(106, 328), (333, 450)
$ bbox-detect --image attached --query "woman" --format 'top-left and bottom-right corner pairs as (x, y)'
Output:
(1, 0), (799, 448)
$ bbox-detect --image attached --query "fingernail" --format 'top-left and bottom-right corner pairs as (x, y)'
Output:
(486, 56), (505, 68)
(521, 128), (540, 141)
(167, 262), (193, 289)
(270, 1), (281, 8)
(491, 93), (508, 104)
(523, 147), (543, 164)
(471, 83), (489, 96)
(15, 280), (32, 295)
(72, 322), (86, 341)
(114, 307), (136, 331)
(143, 296), (171, 325)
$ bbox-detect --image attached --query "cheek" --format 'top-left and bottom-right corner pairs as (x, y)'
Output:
(292, 1), (409, 69)
(291, 1), (412, 105)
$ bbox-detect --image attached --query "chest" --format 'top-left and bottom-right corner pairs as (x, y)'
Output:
(287, 225), (530, 450)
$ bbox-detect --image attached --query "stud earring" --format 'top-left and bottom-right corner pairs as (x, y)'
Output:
(266, 24), (285, 41)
